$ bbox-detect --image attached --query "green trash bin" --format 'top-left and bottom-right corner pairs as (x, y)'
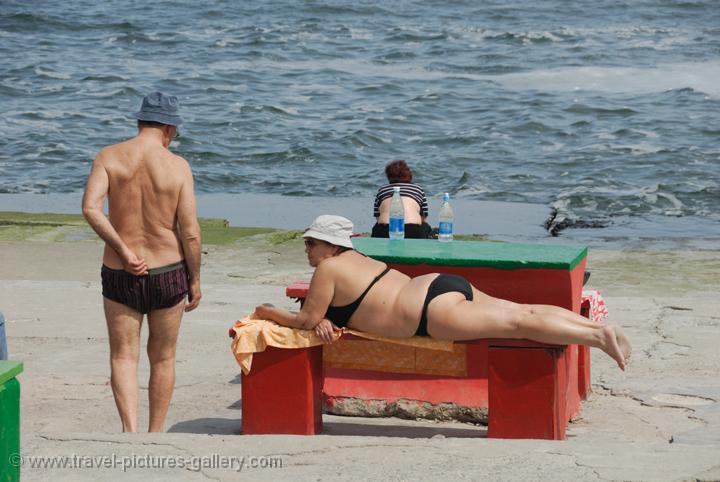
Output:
(0, 361), (23, 482)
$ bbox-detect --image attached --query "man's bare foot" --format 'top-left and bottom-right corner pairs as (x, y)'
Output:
(600, 325), (626, 370)
(613, 325), (632, 363)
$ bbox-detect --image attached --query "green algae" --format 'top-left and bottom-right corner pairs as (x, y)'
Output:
(0, 211), (87, 226)
(0, 211), (297, 246)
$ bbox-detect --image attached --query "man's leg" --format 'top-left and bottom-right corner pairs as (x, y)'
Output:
(104, 298), (143, 432)
(146, 300), (184, 432)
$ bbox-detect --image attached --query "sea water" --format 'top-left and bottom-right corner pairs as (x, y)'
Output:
(0, 1), (718, 238)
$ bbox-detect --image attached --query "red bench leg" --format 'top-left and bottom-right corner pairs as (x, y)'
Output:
(566, 344), (581, 419)
(578, 300), (593, 400)
(578, 345), (592, 400)
(241, 345), (323, 434)
(488, 345), (567, 440)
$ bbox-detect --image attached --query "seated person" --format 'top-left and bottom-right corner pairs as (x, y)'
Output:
(255, 215), (632, 370)
(372, 159), (433, 239)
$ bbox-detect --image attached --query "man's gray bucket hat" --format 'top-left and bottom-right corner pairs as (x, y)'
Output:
(133, 91), (183, 126)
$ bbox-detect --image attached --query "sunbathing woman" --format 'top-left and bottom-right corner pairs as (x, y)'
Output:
(255, 215), (632, 370)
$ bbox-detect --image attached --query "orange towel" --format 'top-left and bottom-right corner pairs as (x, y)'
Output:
(230, 315), (454, 375)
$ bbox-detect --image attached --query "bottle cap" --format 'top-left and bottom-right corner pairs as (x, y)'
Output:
(443, 192), (450, 201)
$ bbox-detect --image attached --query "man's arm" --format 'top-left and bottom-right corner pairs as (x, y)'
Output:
(176, 162), (202, 312)
(81, 154), (147, 275)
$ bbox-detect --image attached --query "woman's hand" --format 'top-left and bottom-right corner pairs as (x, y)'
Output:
(253, 303), (275, 320)
(314, 318), (339, 344)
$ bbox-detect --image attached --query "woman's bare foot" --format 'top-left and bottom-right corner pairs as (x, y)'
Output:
(613, 325), (632, 363)
(599, 325), (627, 370)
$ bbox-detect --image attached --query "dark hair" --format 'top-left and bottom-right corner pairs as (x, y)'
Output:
(137, 120), (169, 129)
(385, 159), (413, 183)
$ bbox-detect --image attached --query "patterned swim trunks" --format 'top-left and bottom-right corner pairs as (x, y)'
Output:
(101, 261), (188, 314)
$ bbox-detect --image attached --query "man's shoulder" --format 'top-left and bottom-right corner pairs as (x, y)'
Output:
(96, 137), (136, 158)
(168, 152), (192, 175)
(169, 151), (189, 164)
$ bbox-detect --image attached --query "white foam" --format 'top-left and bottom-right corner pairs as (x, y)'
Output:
(617, 142), (665, 155)
(34, 66), (70, 80)
(180, 27), (231, 42)
(496, 62), (720, 97)
(270, 106), (299, 115)
(349, 28), (373, 40)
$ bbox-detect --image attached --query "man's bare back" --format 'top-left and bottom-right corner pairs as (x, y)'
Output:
(83, 125), (202, 311)
(99, 135), (191, 269)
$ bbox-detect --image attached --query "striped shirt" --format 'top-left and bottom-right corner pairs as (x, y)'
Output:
(373, 183), (429, 218)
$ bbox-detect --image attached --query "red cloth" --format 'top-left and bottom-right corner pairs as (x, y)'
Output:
(582, 289), (609, 323)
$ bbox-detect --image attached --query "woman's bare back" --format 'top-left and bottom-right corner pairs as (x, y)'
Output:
(327, 252), (438, 337)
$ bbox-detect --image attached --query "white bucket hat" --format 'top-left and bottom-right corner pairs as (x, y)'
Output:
(303, 215), (354, 248)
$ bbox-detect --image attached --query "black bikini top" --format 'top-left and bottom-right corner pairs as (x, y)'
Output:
(325, 266), (391, 328)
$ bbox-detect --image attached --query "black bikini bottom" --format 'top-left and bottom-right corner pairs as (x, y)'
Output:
(416, 274), (474, 336)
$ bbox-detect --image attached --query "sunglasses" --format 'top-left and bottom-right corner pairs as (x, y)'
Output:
(304, 238), (317, 248)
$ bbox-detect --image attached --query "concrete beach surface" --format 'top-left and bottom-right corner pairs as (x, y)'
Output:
(1, 214), (719, 481)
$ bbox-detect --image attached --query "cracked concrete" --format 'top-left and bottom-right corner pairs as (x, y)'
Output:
(1, 241), (719, 481)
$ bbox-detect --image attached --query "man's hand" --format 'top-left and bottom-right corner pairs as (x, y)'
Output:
(314, 318), (338, 344)
(185, 280), (202, 312)
(120, 249), (148, 275)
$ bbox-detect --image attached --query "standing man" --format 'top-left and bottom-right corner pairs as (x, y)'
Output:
(82, 92), (202, 432)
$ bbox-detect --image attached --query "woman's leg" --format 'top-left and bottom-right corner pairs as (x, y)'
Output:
(529, 303), (605, 329)
(427, 292), (631, 370)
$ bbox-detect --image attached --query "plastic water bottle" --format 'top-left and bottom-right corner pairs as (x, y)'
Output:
(389, 186), (405, 240)
(438, 192), (454, 242)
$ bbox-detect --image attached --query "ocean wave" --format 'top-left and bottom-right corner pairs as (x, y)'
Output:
(80, 74), (130, 82)
(0, 13), (142, 35)
(550, 183), (700, 221)
(81, 87), (143, 99)
(0, 13), (77, 33)
(564, 104), (638, 117)
(301, 3), (393, 16)
(509, 121), (554, 134)
(384, 28), (447, 43)
(33, 66), (71, 80)
(452, 26), (571, 44)
(373, 50), (418, 62)
(0, 82), (29, 96)
(488, 30), (565, 45)
(497, 62), (720, 97)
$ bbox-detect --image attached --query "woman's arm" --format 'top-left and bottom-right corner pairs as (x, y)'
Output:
(253, 303), (300, 327)
(254, 303), (338, 343)
(255, 261), (336, 330)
